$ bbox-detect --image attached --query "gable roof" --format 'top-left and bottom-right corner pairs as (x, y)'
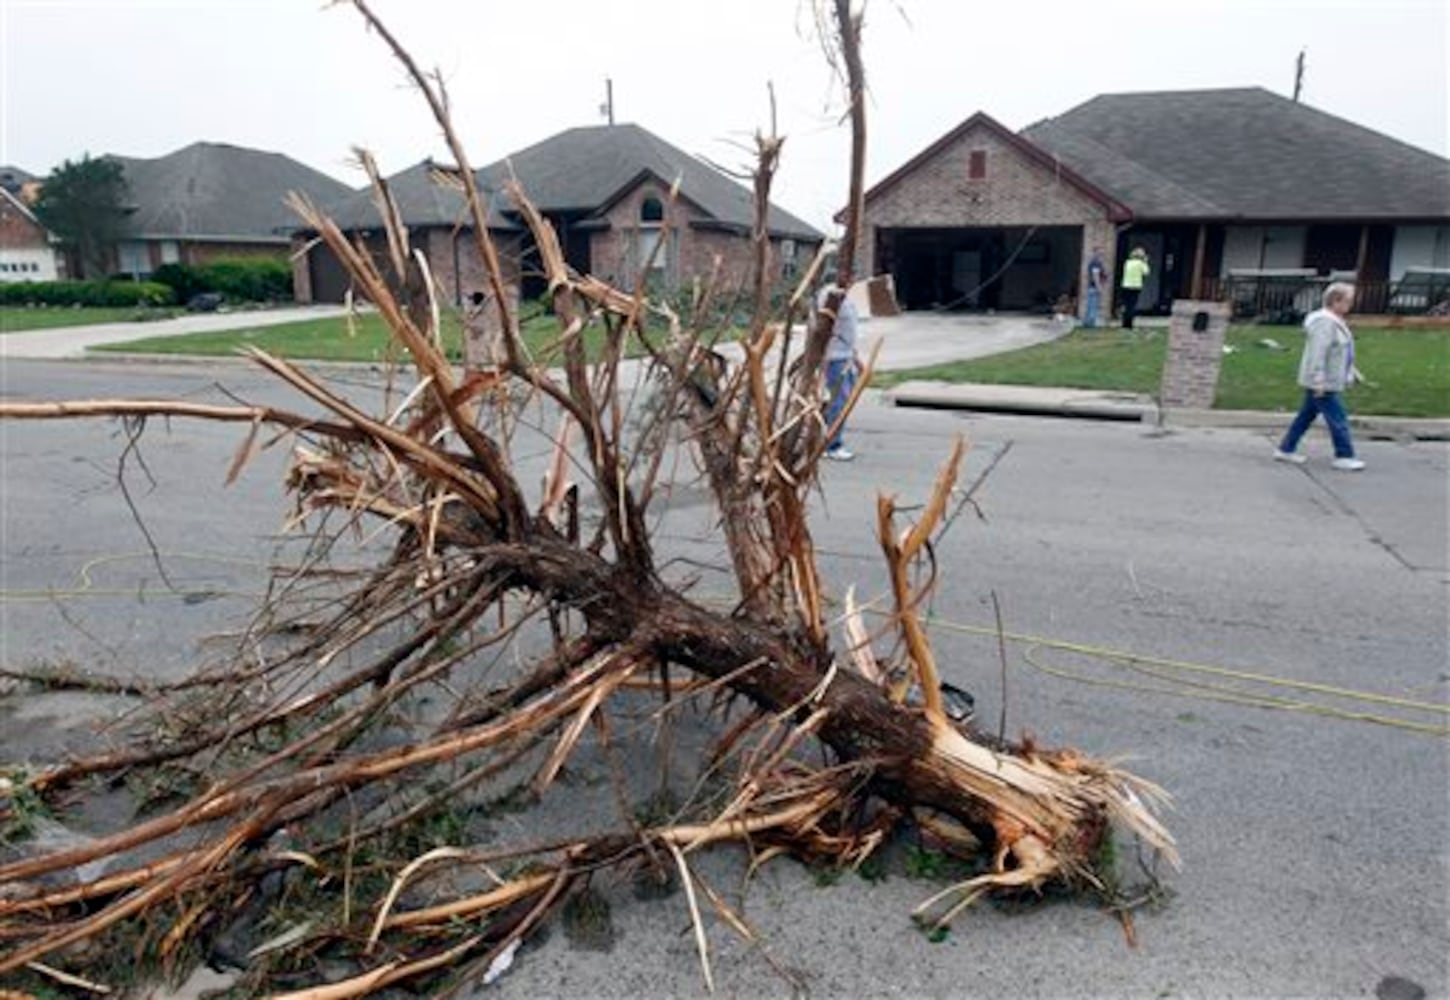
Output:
(111, 142), (353, 242)
(1023, 87), (1450, 220)
(859, 112), (1132, 222)
(0, 185), (48, 234)
(477, 123), (820, 239)
(316, 123), (822, 241)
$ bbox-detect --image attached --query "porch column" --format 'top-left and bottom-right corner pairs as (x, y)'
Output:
(1189, 224), (1207, 299)
(1353, 224), (1371, 311)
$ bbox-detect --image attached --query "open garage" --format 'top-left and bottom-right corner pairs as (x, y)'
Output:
(877, 224), (1083, 312)
(857, 112), (1126, 321)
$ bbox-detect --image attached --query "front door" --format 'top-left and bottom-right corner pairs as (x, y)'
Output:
(1134, 232), (1165, 310)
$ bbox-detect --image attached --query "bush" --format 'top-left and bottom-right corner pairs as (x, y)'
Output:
(199, 257), (292, 302)
(150, 257), (292, 304)
(152, 263), (207, 304)
(0, 280), (175, 307)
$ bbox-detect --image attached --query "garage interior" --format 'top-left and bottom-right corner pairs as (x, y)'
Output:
(877, 225), (1083, 312)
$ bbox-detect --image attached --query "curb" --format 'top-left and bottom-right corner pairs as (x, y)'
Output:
(884, 381), (1450, 440)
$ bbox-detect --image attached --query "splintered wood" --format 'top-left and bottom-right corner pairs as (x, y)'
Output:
(0, 1), (1174, 995)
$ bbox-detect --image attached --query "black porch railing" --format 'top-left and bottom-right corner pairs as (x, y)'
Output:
(1197, 273), (1450, 318)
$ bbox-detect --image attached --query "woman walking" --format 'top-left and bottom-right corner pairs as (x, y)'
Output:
(1274, 282), (1365, 471)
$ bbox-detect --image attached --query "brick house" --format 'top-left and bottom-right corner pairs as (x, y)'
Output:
(861, 88), (1450, 318)
(295, 123), (823, 306)
(0, 178), (63, 283)
(102, 142), (352, 278)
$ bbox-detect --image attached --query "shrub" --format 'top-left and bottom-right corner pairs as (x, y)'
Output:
(198, 257), (292, 302)
(0, 280), (175, 307)
(149, 257), (293, 304)
(152, 263), (207, 304)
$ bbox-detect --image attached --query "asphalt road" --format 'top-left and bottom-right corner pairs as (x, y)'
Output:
(1, 357), (1446, 999)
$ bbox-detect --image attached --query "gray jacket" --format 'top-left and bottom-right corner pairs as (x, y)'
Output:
(1296, 309), (1355, 393)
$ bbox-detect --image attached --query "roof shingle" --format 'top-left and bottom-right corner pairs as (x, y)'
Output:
(112, 142), (353, 241)
(317, 123), (821, 240)
(1023, 87), (1449, 220)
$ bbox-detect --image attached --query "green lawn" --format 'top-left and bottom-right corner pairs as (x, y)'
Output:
(0, 305), (182, 332)
(91, 308), (666, 364)
(877, 325), (1450, 418)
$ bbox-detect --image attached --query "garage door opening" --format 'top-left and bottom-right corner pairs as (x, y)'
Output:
(878, 225), (1083, 312)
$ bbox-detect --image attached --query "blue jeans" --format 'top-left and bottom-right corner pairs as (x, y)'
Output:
(1084, 286), (1100, 328)
(824, 357), (856, 451)
(1279, 390), (1355, 458)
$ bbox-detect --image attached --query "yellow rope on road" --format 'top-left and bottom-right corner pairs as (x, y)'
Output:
(860, 610), (1448, 738)
(0, 550), (265, 603)
(1020, 643), (1449, 738)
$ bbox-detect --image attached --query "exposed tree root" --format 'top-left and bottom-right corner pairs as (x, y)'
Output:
(0, 2), (1175, 995)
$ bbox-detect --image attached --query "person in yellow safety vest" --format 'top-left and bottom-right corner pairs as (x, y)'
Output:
(1120, 246), (1151, 329)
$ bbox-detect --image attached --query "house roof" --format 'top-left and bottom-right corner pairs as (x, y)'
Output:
(857, 112), (1133, 222)
(316, 159), (516, 232)
(316, 123), (823, 241)
(1, 185), (46, 230)
(0, 165), (35, 194)
(111, 142), (353, 242)
(477, 123), (821, 239)
(1022, 87), (1450, 221)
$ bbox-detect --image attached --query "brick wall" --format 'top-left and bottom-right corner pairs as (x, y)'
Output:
(185, 241), (290, 266)
(424, 228), (522, 308)
(587, 178), (812, 296)
(861, 121), (1118, 318)
(1160, 300), (1230, 408)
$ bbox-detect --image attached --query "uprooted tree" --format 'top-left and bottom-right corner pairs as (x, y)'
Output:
(0, 2), (1176, 996)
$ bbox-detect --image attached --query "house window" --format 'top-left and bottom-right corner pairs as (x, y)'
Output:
(117, 241), (150, 278)
(637, 195), (668, 272)
(638, 228), (667, 271)
(968, 150), (987, 180)
(160, 241), (181, 265)
(780, 239), (798, 279)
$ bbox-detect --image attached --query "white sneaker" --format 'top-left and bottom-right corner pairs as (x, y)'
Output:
(1273, 450), (1307, 465)
(1331, 457), (1366, 471)
(825, 447), (855, 462)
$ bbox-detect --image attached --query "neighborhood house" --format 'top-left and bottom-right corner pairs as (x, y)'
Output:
(104, 142), (352, 279)
(293, 123), (824, 307)
(0, 167), (61, 282)
(857, 88), (1450, 318)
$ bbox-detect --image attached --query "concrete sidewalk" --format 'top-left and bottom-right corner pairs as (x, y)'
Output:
(0, 304), (350, 360)
(884, 379), (1450, 439)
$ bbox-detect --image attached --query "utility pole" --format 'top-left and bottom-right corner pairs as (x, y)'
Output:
(600, 78), (615, 125)
(1293, 48), (1305, 102)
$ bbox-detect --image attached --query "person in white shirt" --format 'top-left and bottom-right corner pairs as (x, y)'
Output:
(816, 276), (861, 461)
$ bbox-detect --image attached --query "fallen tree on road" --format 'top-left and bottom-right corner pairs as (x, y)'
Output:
(0, 2), (1175, 995)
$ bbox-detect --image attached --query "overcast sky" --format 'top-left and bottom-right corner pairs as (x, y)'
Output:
(2, 0), (1445, 232)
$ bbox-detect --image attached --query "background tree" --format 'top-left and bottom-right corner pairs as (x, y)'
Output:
(31, 154), (130, 279)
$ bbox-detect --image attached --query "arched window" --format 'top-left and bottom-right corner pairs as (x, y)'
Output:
(640, 197), (665, 223)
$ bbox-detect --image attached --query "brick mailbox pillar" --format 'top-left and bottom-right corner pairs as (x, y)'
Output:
(463, 285), (520, 373)
(1160, 299), (1231, 409)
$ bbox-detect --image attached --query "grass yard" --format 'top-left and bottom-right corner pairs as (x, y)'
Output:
(92, 307), (655, 364)
(877, 325), (1450, 418)
(0, 305), (181, 332)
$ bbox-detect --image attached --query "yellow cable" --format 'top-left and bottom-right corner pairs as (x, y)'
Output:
(901, 614), (1448, 718)
(0, 550), (267, 603)
(1020, 643), (1449, 738)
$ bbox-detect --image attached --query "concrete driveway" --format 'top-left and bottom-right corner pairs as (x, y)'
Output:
(0, 304), (351, 360)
